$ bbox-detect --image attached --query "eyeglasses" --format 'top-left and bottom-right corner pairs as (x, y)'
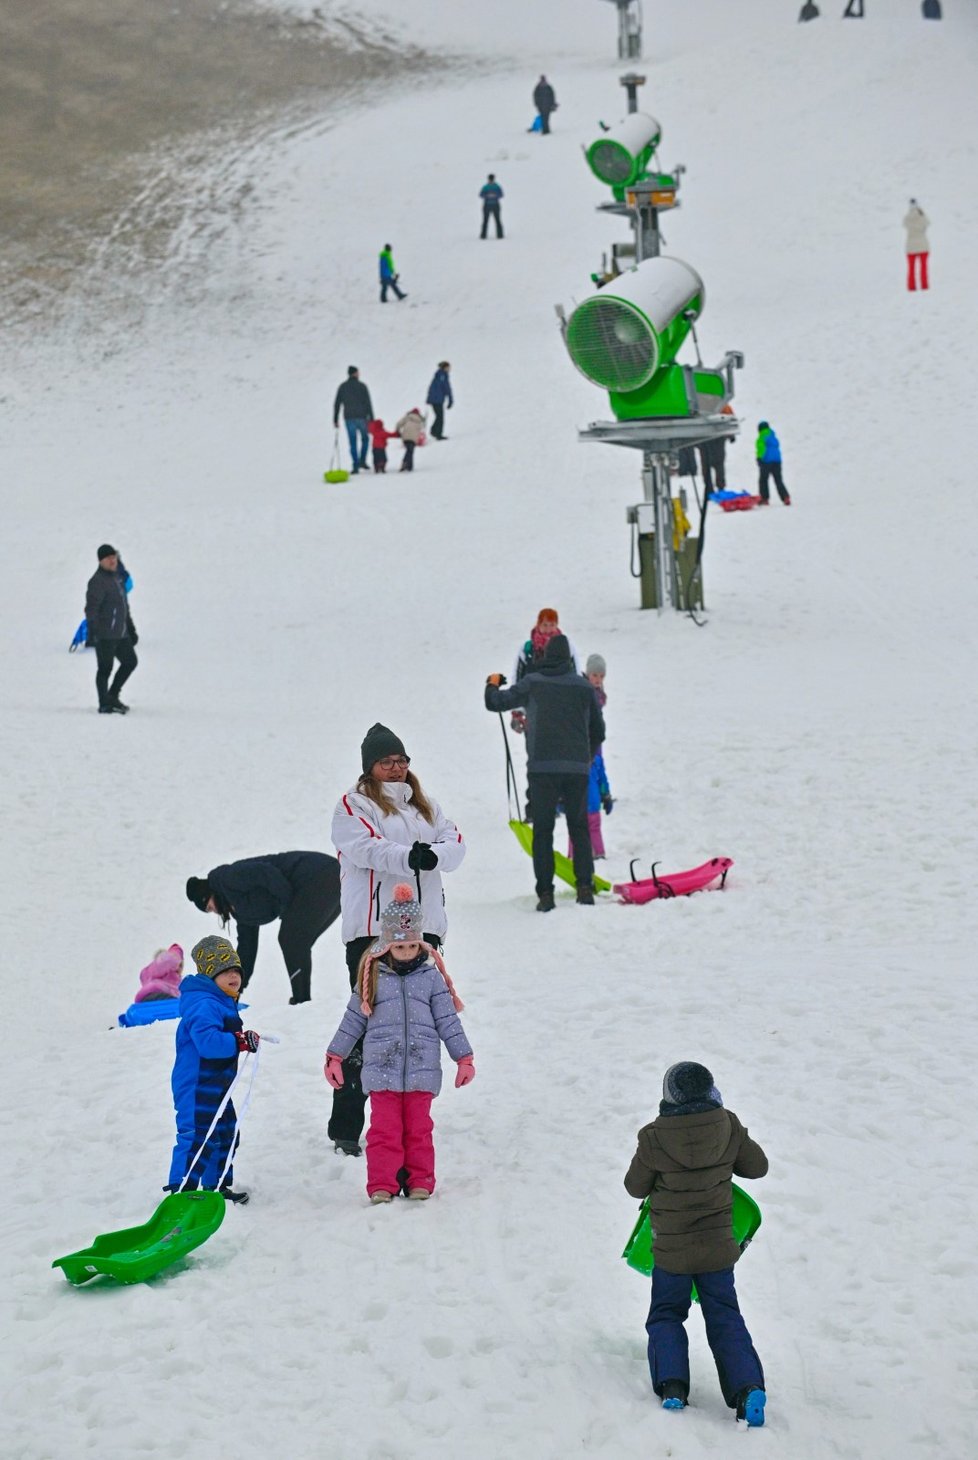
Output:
(377, 756), (410, 770)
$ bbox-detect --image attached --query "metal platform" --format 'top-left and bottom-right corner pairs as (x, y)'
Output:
(579, 413), (739, 452)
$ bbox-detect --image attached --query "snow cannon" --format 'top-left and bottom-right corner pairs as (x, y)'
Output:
(564, 257), (729, 420)
(585, 113), (661, 199)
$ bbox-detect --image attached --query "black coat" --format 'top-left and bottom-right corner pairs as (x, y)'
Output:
(533, 81), (556, 113)
(486, 663), (605, 775)
(207, 851), (338, 927)
(333, 378), (374, 425)
(85, 567), (130, 644)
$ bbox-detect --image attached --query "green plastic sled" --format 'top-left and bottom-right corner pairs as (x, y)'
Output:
(509, 819), (612, 893)
(52, 1190), (226, 1286)
(622, 1183), (762, 1302)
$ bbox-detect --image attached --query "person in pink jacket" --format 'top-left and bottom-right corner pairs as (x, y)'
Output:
(133, 944), (184, 1002)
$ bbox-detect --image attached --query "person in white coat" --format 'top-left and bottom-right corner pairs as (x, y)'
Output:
(327, 721), (466, 1155)
(904, 200), (930, 292)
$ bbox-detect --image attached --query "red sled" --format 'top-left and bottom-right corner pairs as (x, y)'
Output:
(720, 495), (760, 512)
(613, 857), (733, 905)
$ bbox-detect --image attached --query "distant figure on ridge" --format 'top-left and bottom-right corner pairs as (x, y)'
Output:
(379, 243), (406, 302)
(480, 175), (504, 239)
(904, 199), (930, 292)
(532, 75), (557, 134)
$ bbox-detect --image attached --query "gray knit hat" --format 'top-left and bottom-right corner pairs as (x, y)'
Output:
(662, 1062), (721, 1107)
(380, 883), (424, 945)
(586, 653), (606, 676)
(191, 935), (241, 981)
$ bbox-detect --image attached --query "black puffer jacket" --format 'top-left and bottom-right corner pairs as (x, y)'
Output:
(333, 378), (374, 424)
(485, 638), (604, 775)
(85, 567), (130, 644)
(207, 850), (338, 926)
(533, 80), (556, 113)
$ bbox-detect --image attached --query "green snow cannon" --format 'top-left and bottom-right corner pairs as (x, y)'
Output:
(565, 256), (727, 420)
(586, 113), (662, 200)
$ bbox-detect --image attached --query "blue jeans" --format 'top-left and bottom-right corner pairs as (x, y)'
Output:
(646, 1265), (763, 1408)
(345, 419), (368, 469)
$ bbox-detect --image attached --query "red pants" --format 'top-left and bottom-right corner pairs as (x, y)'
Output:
(907, 252), (929, 291)
(568, 810), (605, 860)
(366, 1090), (435, 1196)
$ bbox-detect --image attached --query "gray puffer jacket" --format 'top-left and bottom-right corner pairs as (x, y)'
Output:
(327, 956), (472, 1095)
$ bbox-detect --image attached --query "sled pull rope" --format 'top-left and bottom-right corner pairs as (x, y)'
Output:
(177, 1046), (261, 1194)
(498, 712), (522, 822)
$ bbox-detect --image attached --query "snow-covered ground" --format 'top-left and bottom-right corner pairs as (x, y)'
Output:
(2, 2), (977, 1456)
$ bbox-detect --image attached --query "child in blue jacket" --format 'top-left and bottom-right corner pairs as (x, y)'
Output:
(166, 936), (261, 1204)
(755, 421), (790, 506)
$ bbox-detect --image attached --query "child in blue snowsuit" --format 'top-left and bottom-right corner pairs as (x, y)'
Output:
(624, 1062), (769, 1427)
(167, 936), (260, 1203)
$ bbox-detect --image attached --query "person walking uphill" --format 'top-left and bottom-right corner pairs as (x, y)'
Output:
(325, 884), (474, 1202)
(426, 362), (453, 440)
(328, 723), (466, 1155)
(86, 544), (138, 714)
(479, 175), (504, 239)
(625, 1062), (769, 1426)
(485, 634), (605, 911)
(186, 851), (341, 1004)
(755, 422), (790, 506)
(904, 199), (930, 291)
(166, 936), (262, 1204)
(334, 366), (374, 475)
(379, 244), (406, 302)
(532, 75), (557, 133)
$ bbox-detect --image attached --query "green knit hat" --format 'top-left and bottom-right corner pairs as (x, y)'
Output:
(191, 935), (241, 980)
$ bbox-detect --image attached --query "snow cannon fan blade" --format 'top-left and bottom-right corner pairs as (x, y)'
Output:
(585, 113), (661, 195)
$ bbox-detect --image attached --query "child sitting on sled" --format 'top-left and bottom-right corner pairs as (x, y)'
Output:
(367, 419), (397, 473)
(133, 943), (184, 1003)
(624, 1062), (769, 1426)
(166, 936), (261, 1205)
(324, 884), (474, 1203)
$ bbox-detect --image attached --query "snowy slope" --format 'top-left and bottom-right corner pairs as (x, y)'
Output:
(2, 3), (978, 1458)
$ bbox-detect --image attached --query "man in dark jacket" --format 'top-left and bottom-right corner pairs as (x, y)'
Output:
(85, 543), (138, 714)
(532, 75), (557, 133)
(186, 850), (341, 1003)
(624, 1061), (768, 1424)
(485, 634), (605, 909)
(479, 175), (504, 239)
(333, 366), (374, 475)
(426, 362), (453, 440)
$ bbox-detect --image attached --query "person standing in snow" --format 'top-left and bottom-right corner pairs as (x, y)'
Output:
(904, 199), (930, 291)
(379, 243), (407, 302)
(480, 175), (504, 239)
(328, 724), (466, 1156)
(624, 1061), (769, 1427)
(324, 883), (474, 1202)
(185, 851), (341, 1004)
(85, 543), (138, 714)
(568, 652), (612, 862)
(532, 75), (557, 134)
(509, 608), (580, 819)
(166, 935), (262, 1204)
(333, 366), (373, 475)
(426, 361), (453, 440)
(485, 634), (605, 910)
(755, 422), (790, 506)
(395, 407), (425, 471)
(367, 418), (397, 473)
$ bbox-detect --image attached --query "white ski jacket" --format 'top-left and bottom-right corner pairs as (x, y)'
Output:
(331, 781), (465, 943)
(904, 206), (930, 254)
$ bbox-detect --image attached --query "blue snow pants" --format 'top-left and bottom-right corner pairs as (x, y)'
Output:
(345, 418), (369, 469)
(168, 1102), (239, 1191)
(645, 1265), (764, 1408)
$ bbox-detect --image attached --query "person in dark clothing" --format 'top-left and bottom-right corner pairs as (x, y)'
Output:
(698, 437), (727, 493)
(186, 851), (341, 1004)
(479, 175), (504, 239)
(624, 1061), (769, 1426)
(85, 543), (138, 714)
(426, 362), (453, 440)
(333, 366), (374, 475)
(485, 634), (605, 910)
(532, 75), (557, 133)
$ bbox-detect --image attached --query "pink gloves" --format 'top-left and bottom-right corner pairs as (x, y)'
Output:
(324, 1054), (345, 1089)
(454, 1055), (476, 1088)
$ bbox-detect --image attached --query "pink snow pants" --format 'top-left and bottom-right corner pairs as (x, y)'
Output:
(366, 1090), (435, 1196)
(568, 810), (605, 860)
(907, 252), (929, 290)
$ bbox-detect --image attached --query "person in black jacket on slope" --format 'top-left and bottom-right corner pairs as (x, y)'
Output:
(85, 543), (138, 714)
(333, 366), (374, 475)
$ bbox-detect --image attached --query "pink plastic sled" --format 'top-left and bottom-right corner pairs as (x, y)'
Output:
(613, 857), (733, 906)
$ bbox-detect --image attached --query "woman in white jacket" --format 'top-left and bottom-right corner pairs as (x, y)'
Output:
(904, 199), (930, 292)
(327, 721), (466, 1155)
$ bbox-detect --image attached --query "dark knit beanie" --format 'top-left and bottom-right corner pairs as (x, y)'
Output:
(662, 1062), (720, 1107)
(361, 722), (407, 773)
(543, 633), (571, 666)
(186, 876), (212, 911)
(97, 543), (118, 560)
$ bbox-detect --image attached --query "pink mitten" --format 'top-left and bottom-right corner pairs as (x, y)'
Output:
(324, 1054), (345, 1089)
(454, 1056), (475, 1088)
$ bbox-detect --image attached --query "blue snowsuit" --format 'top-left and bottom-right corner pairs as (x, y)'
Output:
(167, 975), (243, 1191)
(588, 752), (611, 814)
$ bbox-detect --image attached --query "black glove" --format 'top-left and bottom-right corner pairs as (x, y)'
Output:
(127, 613), (139, 647)
(407, 841), (439, 872)
(602, 795), (614, 815)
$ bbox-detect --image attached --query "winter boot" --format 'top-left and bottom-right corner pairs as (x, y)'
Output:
(407, 1189), (431, 1201)
(334, 1139), (362, 1157)
(736, 1388), (766, 1427)
(221, 1187), (250, 1204)
(660, 1380), (688, 1412)
(98, 702), (127, 714)
(575, 885), (595, 905)
(536, 890), (555, 913)
(370, 1190), (393, 1204)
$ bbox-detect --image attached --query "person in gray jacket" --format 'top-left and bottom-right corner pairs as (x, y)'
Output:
(85, 543), (138, 714)
(485, 633), (605, 910)
(333, 366), (374, 473)
(904, 199), (930, 291)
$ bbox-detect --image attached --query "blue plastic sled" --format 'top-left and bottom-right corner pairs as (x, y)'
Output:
(529, 115), (542, 132)
(69, 619), (87, 652)
(118, 998), (246, 1027)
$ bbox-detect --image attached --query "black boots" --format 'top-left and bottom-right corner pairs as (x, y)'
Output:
(576, 885), (595, 905)
(536, 890), (555, 913)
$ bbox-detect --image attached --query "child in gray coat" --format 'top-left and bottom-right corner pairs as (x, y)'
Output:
(325, 884), (474, 1202)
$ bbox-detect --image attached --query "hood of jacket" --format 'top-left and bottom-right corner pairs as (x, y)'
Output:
(651, 1107), (734, 1169)
(178, 972), (239, 1014)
